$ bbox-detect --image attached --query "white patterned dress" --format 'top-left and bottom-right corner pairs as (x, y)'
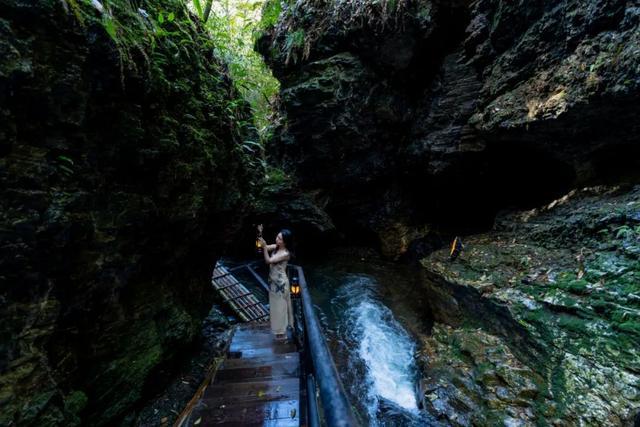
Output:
(268, 252), (294, 335)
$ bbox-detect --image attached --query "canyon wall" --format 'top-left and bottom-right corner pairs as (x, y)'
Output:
(0, 1), (253, 424)
(258, 0), (640, 258)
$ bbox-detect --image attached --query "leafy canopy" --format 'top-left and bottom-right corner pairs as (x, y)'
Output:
(190, 0), (280, 143)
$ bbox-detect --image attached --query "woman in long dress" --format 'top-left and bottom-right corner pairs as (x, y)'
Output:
(258, 228), (294, 340)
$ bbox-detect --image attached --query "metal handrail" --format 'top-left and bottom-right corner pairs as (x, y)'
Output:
(228, 261), (358, 426)
(293, 265), (359, 427)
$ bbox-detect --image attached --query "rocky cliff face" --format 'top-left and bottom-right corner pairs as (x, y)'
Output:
(0, 1), (252, 424)
(418, 185), (640, 425)
(258, 0), (640, 258)
(258, 0), (640, 424)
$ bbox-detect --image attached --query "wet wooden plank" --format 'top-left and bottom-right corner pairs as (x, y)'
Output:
(228, 334), (282, 349)
(234, 322), (271, 330)
(196, 399), (299, 424)
(221, 352), (298, 370)
(184, 322), (301, 426)
(215, 360), (300, 383)
(230, 345), (297, 359)
(203, 382), (299, 406)
(229, 339), (286, 353)
(189, 413), (300, 427)
(193, 414), (300, 427)
(205, 377), (299, 398)
(228, 338), (296, 355)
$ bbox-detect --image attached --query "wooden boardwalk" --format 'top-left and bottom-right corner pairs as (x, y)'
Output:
(212, 263), (269, 322)
(182, 323), (302, 427)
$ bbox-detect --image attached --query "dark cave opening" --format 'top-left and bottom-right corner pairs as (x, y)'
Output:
(590, 143), (640, 185)
(406, 142), (577, 235)
(484, 141), (577, 211)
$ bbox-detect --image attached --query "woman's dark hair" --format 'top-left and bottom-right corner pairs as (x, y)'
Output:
(280, 228), (294, 257)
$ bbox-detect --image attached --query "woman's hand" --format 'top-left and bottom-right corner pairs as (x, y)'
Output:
(258, 237), (267, 246)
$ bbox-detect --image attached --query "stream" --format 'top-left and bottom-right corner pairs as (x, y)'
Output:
(305, 252), (437, 426)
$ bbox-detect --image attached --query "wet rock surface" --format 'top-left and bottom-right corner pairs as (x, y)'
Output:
(419, 325), (546, 426)
(419, 185), (640, 425)
(237, 169), (336, 256)
(259, 0), (640, 257)
(0, 1), (252, 425)
(135, 308), (233, 427)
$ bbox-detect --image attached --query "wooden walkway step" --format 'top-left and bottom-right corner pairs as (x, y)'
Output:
(212, 263), (269, 323)
(182, 323), (301, 427)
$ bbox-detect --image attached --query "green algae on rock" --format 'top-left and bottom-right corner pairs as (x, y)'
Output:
(418, 324), (548, 426)
(419, 186), (640, 425)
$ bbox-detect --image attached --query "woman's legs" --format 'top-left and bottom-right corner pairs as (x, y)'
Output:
(269, 287), (287, 335)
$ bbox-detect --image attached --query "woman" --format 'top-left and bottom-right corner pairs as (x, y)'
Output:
(257, 226), (294, 340)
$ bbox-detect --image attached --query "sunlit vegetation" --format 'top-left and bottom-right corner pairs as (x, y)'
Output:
(62, 0), (284, 183)
(191, 0), (280, 144)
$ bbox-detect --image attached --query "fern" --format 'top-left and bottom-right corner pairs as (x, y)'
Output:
(615, 225), (635, 240)
(64, 0), (86, 26)
(192, 0), (204, 19)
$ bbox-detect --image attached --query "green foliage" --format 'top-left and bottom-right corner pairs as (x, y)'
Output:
(614, 225), (640, 240)
(193, 0), (280, 148)
(259, 0), (282, 29)
(60, 0), (277, 189)
(103, 14), (117, 41)
(56, 155), (75, 177)
(64, 391), (88, 415)
(265, 166), (291, 187)
(283, 29), (305, 63)
(258, 0), (409, 67)
(616, 321), (640, 336)
(65, 0), (87, 25)
(192, 0), (204, 19)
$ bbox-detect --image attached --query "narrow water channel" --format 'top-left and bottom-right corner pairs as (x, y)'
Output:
(305, 252), (437, 426)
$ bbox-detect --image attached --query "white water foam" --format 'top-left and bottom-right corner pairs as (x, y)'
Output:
(335, 275), (419, 424)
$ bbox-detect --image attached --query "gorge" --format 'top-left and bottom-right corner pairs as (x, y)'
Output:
(1, 0), (639, 425)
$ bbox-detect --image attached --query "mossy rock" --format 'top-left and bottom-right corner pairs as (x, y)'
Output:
(616, 321), (640, 337)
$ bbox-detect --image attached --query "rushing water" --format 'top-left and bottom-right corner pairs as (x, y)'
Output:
(337, 276), (419, 418)
(306, 254), (436, 426)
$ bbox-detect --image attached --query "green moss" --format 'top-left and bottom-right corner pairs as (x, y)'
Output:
(260, 0), (283, 30)
(18, 391), (63, 425)
(616, 321), (640, 336)
(558, 315), (590, 334)
(64, 390), (88, 416)
(59, 0), (259, 186)
(549, 363), (567, 416)
(566, 279), (589, 295)
(99, 340), (163, 421)
(589, 298), (610, 314)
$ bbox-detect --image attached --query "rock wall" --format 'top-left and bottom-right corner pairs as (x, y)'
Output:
(0, 1), (252, 424)
(258, 1), (640, 423)
(418, 186), (640, 425)
(258, 0), (640, 258)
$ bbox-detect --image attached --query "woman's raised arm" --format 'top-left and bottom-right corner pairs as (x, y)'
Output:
(264, 251), (290, 264)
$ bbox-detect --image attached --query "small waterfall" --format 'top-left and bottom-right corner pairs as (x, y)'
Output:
(330, 275), (425, 426)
